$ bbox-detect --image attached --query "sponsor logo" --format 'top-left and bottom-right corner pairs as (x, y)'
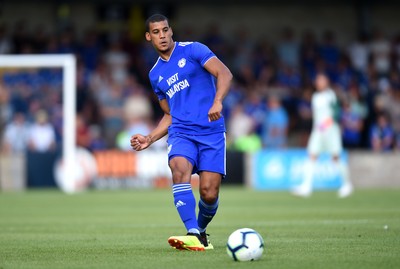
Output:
(166, 73), (179, 86)
(158, 76), (163, 83)
(175, 200), (186, 208)
(166, 73), (190, 99)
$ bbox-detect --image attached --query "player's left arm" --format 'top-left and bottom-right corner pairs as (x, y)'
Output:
(331, 96), (341, 124)
(203, 57), (233, 122)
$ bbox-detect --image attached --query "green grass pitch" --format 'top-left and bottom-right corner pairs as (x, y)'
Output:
(0, 187), (399, 269)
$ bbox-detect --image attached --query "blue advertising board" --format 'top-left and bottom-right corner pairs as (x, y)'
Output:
(252, 149), (347, 190)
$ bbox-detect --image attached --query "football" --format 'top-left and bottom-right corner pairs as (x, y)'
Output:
(226, 228), (265, 261)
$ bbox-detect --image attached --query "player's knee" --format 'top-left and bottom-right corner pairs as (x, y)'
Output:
(171, 169), (191, 183)
(200, 186), (219, 204)
(169, 158), (192, 183)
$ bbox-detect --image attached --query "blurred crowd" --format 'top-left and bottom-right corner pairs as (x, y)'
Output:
(1, 21), (400, 154)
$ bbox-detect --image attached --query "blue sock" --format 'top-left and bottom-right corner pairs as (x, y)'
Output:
(172, 183), (199, 234)
(197, 198), (219, 233)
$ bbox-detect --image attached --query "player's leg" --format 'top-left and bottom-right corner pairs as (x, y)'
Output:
(196, 132), (226, 249)
(197, 171), (221, 249)
(169, 156), (199, 234)
(198, 171), (221, 233)
(332, 155), (353, 198)
(167, 134), (205, 251)
(329, 125), (353, 198)
(292, 154), (317, 197)
(292, 130), (319, 197)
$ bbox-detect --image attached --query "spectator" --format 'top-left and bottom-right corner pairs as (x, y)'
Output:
(243, 91), (265, 133)
(319, 30), (340, 70)
(347, 34), (370, 73)
(99, 82), (124, 146)
(76, 114), (92, 149)
(393, 33), (400, 73)
(31, 25), (49, 53)
(116, 94), (152, 151)
(222, 82), (245, 122)
(203, 23), (228, 61)
(2, 21), (400, 153)
(233, 133), (262, 153)
(44, 36), (59, 54)
(277, 27), (299, 69)
(341, 100), (364, 148)
(28, 110), (56, 152)
(276, 65), (301, 90)
(79, 29), (102, 71)
(89, 60), (113, 105)
(370, 112), (394, 152)
(334, 56), (354, 91)
(0, 83), (12, 135)
(58, 28), (78, 54)
(88, 125), (107, 151)
(0, 24), (13, 54)
(253, 39), (276, 79)
(385, 88), (400, 137)
(348, 85), (368, 120)
(296, 88), (313, 146)
(300, 30), (318, 81)
(369, 30), (391, 76)
(261, 95), (288, 148)
(2, 112), (30, 153)
(227, 104), (255, 146)
(232, 27), (253, 75)
(11, 20), (30, 54)
(103, 40), (130, 84)
(395, 132), (400, 151)
(229, 105), (262, 153)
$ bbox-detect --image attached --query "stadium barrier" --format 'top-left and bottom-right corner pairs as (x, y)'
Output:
(248, 149), (346, 190)
(0, 150), (398, 191)
(0, 153), (26, 191)
(91, 150), (244, 189)
(26, 150), (60, 188)
(349, 151), (400, 188)
(248, 149), (400, 190)
(0, 150), (244, 190)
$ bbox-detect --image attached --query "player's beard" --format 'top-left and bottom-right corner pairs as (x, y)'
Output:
(157, 40), (174, 55)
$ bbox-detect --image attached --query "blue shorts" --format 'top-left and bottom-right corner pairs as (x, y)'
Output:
(167, 132), (226, 176)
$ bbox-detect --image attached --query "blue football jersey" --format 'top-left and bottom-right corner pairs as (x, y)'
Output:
(149, 42), (225, 135)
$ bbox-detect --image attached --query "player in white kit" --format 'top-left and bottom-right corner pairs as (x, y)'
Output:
(292, 73), (353, 198)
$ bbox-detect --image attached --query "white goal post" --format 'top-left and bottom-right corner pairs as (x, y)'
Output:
(0, 54), (77, 187)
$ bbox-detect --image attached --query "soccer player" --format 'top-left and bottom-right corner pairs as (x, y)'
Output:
(131, 14), (232, 251)
(292, 73), (353, 198)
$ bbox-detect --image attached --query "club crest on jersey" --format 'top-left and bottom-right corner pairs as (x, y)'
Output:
(178, 58), (186, 68)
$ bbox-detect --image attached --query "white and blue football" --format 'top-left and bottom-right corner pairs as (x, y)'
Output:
(226, 228), (265, 261)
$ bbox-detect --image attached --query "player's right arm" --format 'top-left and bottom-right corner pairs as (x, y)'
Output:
(131, 99), (171, 151)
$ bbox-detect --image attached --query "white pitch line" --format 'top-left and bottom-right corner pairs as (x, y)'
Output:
(75, 219), (374, 230)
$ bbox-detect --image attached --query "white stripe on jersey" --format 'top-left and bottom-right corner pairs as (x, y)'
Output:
(178, 42), (193, 46)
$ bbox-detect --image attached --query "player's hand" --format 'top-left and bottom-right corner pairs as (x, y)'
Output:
(131, 134), (151, 151)
(208, 101), (223, 122)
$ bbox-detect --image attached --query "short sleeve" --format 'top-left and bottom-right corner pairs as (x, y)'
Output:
(150, 76), (166, 101)
(154, 87), (166, 101)
(189, 42), (216, 66)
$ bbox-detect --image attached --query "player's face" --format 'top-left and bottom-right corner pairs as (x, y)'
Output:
(145, 20), (174, 54)
(315, 74), (329, 91)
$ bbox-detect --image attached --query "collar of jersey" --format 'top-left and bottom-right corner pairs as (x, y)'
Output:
(159, 42), (177, 62)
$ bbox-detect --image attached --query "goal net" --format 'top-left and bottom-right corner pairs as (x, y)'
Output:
(0, 54), (77, 189)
